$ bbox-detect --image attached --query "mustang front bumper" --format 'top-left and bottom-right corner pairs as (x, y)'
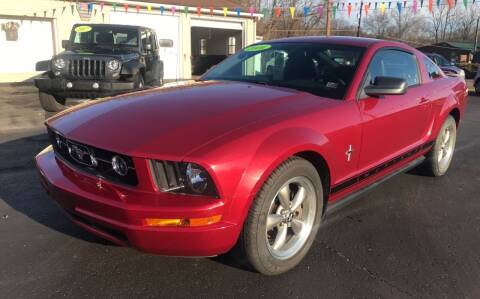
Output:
(35, 147), (238, 257)
(34, 77), (135, 98)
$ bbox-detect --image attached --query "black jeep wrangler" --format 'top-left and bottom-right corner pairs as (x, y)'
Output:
(35, 24), (163, 112)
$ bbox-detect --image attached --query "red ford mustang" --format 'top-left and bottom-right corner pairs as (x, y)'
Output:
(36, 37), (468, 275)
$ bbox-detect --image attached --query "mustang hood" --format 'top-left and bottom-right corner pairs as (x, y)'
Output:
(47, 81), (325, 159)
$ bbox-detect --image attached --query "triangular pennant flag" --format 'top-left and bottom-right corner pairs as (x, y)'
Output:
(100, 2), (104, 12)
(52, 8), (56, 16)
(160, 6), (164, 14)
(249, 6), (255, 17)
(447, 0), (453, 9)
(71, 4), (74, 14)
(437, 0), (441, 7)
(333, 5), (337, 17)
(147, 5), (152, 12)
(197, 6), (202, 16)
(184, 6), (188, 15)
(223, 7), (228, 17)
(397, 1), (402, 13)
(303, 6), (309, 17)
(136, 5), (140, 13)
(348, 3), (352, 16)
(124, 4), (128, 13)
(87, 3), (93, 13)
(275, 6), (281, 17)
(172, 6), (176, 15)
(364, 3), (369, 15)
(388, 2), (392, 9)
(381, 2), (386, 14)
(464, 0), (468, 7)
(261, 7), (269, 16)
(403, 1), (407, 8)
(210, 7), (214, 16)
(236, 7), (241, 16)
(420, 0), (424, 7)
(429, 0), (433, 12)
(43, 10), (47, 17)
(62, 6), (66, 15)
(413, 0), (418, 12)
(375, 2), (378, 9)
(318, 5), (324, 18)
(289, 7), (295, 18)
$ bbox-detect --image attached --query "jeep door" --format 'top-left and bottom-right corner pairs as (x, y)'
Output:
(141, 29), (160, 83)
(356, 48), (431, 171)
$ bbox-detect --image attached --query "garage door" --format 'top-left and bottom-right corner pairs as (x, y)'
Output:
(0, 18), (54, 73)
(110, 12), (180, 80)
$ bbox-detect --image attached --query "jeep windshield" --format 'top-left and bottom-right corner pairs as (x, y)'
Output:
(201, 43), (365, 100)
(70, 25), (138, 51)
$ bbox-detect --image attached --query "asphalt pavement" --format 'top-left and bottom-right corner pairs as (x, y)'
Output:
(1, 85), (479, 298)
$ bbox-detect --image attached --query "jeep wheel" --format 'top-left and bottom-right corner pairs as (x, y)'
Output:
(135, 74), (144, 89)
(38, 92), (66, 112)
(237, 157), (323, 275)
(474, 80), (480, 95)
(424, 115), (457, 177)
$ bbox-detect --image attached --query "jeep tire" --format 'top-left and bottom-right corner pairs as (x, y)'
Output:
(38, 92), (66, 112)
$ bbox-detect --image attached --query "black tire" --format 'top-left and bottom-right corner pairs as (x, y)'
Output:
(134, 73), (145, 89)
(424, 115), (457, 177)
(237, 157), (324, 275)
(38, 92), (66, 112)
(475, 80), (480, 95)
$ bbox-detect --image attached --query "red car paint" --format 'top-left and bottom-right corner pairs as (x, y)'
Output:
(36, 37), (468, 256)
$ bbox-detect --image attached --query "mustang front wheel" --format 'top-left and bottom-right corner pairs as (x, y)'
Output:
(239, 157), (323, 275)
(425, 115), (457, 176)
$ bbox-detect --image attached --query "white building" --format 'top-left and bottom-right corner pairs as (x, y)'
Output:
(0, 0), (261, 82)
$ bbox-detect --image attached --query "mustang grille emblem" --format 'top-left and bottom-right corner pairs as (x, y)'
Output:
(67, 141), (97, 167)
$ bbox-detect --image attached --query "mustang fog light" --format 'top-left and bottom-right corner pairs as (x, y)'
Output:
(112, 155), (128, 176)
(107, 59), (120, 71)
(66, 82), (73, 88)
(53, 58), (66, 69)
(143, 215), (222, 227)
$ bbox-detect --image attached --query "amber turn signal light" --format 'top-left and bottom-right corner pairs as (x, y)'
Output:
(143, 215), (222, 227)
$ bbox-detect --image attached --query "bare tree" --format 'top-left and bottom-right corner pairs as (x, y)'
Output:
(363, 12), (392, 38)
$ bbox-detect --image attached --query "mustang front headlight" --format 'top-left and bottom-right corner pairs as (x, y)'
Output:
(149, 160), (218, 197)
(53, 58), (66, 69)
(107, 59), (121, 71)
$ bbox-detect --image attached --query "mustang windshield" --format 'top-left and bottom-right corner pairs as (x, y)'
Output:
(70, 26), (138, 49)
(202, 43), (365, 99)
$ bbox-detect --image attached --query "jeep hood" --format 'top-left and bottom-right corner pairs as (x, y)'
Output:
(46, 81), (330, 159)
(58, 50), (139, 61)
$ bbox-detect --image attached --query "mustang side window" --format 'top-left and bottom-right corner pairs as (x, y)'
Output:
(424, 57), (443, 80)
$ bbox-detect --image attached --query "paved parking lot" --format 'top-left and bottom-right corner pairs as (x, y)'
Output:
(1, 85), (479, 298)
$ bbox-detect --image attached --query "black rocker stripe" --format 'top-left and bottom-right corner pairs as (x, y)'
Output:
(330, 141), (435, 194)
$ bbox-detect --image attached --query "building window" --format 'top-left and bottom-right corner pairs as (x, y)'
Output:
(228, 36), (236, 55)
(200, 39), (207, 55)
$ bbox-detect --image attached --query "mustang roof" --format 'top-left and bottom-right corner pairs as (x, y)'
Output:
(266, 36), (386, 48)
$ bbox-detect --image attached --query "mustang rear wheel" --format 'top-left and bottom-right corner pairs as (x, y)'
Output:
(238, 157), (323, 275)
(425, 115), (457, 177)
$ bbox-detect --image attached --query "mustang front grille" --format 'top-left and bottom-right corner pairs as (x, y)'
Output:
(67, 58), (106, 79)
(47, 128), (138, 187)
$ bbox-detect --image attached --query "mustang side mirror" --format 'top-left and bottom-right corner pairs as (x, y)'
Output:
(364, 76), (407, 97)
(62, 40), (71, 50)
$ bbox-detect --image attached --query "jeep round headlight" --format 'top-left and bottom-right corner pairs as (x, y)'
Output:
(107, 59), (120, 71)
(53, 58), (66, 69)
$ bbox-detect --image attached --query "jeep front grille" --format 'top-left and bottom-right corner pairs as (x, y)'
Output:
(68, 58), (106, 79)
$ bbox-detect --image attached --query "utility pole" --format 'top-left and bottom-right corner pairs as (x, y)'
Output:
(474, 17), (480, 57)
(325, 0), (332, 36)
(356, 1), (363, 37)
